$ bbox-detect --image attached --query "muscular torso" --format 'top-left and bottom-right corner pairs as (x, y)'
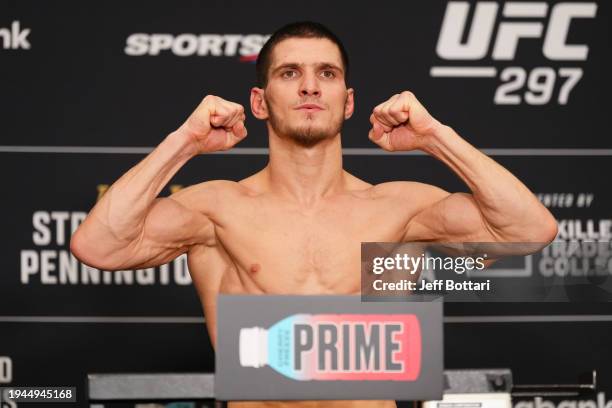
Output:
(184, 172), (430, 408)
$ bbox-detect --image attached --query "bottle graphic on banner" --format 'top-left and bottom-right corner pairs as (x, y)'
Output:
(239, 313), (421, 381)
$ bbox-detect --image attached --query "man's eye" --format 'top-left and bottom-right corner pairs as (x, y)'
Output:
(282, 70), (297, 79)
(321, 70), (335, 79)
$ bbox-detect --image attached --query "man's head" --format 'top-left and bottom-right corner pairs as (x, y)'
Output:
(250, 22), (354, 148)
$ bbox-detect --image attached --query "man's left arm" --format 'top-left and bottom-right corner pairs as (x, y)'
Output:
(369, 91), (558, 246)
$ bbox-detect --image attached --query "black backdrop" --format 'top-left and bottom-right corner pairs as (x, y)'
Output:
(1, 0), (611, 407)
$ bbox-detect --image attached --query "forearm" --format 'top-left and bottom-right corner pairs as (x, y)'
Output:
(73, 129), (196, 252)
(423, 124), (556, 241)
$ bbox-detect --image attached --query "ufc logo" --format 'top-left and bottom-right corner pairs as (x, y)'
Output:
(436, 2), (597, 61)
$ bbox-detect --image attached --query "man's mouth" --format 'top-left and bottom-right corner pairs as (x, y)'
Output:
(295, 103), (324, 112)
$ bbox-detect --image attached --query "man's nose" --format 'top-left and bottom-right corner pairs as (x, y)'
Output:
(299, 72), (320, 96)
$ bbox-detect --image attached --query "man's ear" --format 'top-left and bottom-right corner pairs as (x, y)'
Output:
(344, 88), (355, 119)
(250, 87), (269, 120)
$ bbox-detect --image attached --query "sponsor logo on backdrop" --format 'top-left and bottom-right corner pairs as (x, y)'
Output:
(124, 33), (270, 61)
(537, 192), (612, 278)
(0, 21), (31, 50)
(515, 393), (612, 408)
(432, 2), (597, 105)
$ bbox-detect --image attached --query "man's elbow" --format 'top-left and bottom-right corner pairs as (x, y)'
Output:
(535, 209), (558, 241)
(525, 212), (558, 248)
(70, 229), (120, 271)
(70, 228), (85, 260)
(70, 229), (98, 268)
(497, 211), (558, 253)
(543, 215), (559, 243)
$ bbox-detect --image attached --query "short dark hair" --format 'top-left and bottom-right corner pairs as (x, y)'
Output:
(256, 21), (350, 88)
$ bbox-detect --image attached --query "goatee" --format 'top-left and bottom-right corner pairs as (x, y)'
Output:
(266, 101), (344, 148)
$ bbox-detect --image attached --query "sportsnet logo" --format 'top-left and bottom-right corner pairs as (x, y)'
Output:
(431, 2), (597, 105)
(125, 33), (270, 62)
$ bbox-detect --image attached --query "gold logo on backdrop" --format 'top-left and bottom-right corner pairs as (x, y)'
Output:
(169, 185), (184, 194)
(96, 184), (110, 202)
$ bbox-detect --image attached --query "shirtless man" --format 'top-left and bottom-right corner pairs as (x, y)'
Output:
(70, 22), (558, 408)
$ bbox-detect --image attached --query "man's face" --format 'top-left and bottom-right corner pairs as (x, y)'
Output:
(256, 37), (354, 147)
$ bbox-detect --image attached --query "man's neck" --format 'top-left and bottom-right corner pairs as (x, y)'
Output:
(264, 132), (345, 206)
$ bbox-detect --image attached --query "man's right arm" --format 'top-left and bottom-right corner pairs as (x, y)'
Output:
(70, 95), (247, 271)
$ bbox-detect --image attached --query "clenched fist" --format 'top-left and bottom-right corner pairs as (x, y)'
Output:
(180, 95), (248, 154)
(368, 91), (442, 152)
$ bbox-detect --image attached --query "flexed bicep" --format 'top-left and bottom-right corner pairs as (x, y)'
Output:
(403, 188), (499, 243)
(126, 195), (217, 270)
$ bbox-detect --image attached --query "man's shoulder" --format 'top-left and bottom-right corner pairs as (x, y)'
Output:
(371, 181), (448, 202)
(173, 179), (245, 195)
(168, 179), (252, 210)
(342, 171), (374, 193)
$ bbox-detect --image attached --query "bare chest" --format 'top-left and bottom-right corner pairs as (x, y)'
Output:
(213, 199), (406, 294)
